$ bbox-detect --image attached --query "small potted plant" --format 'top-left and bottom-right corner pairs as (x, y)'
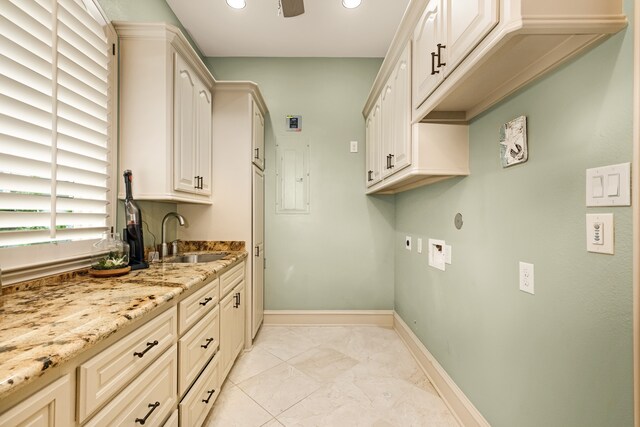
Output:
(89, 233), (131, 277)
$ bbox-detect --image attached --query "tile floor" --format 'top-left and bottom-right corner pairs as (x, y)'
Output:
(206, 325), (459, 427)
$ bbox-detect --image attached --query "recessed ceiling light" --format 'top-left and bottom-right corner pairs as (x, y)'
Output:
(226, 0), (246, 9)
(342, 0), (361, 8)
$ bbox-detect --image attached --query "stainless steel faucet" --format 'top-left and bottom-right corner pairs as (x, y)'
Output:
(161, 212), (186, 258)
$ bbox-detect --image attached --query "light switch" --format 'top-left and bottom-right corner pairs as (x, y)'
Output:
(417, 238), (423, 254)
(586, 163), (630, 206)
(444, 245), (452, 264)
(607, 173), (620, 196)
(592, 176), (604, 198)
(586, 213), (614, 254)
(350, 141), (358, 153)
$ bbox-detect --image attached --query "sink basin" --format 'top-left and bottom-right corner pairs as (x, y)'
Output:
(169, 253), (228, 263)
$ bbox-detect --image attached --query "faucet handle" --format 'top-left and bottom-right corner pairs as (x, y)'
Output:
(171, 240), (179, 256)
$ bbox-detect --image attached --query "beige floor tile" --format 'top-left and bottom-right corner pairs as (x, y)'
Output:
(253, 327), (318, 361)
(229, 346), (284, 384)
(261, 419), (284, 427)
(206, 382), (273, 427)
(238, 363), (322, 416)
(288, 346), (359, 383)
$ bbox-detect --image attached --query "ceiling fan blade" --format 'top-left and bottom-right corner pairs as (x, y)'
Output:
(281, 0), (305, 17)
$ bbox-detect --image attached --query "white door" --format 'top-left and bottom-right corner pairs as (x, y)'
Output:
(196, 83), (212, 195)
(412, 0), (444, 110)
(219, 290), (235, 378)
(252, 167), (264, 337)
(252, 100), (265, 170)
(174, 54), (197, 194)
(391, 43), (412, 172)
(365, 103), (380, 187)
(445, 0), (498, 75)
(380, 82), (395, 178)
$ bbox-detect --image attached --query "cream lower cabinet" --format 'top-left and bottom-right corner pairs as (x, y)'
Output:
(115, 22), (214, 204)
(85, 345), (178, 427)
(179, 83), (267, 343)
(0, 375), (73, 427)
(0, 262), (247, 427)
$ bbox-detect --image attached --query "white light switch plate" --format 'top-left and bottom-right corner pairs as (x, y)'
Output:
(350, 141), (358, 153)
(417, 238), (423, 254)
(586, 163), (630, 206)
(586, 213), (614, 254)
(445, 245), (452, 264)
(519, 262), (534, 295)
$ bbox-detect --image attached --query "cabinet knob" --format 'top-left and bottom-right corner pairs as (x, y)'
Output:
(135, 401), (160, 425)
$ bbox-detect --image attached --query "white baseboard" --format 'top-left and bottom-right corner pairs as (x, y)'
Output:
(393, 312), (491, 427)
(263, 310), (394, 327)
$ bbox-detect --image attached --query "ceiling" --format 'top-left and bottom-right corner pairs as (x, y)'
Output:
(166, 0), (410, 57)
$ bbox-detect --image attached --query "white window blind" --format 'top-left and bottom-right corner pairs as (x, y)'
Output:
(0, 0), (114, 278)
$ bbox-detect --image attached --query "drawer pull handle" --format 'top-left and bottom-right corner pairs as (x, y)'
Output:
(233, 292), (240, 308)
(255, 148), (259, 159)
(135, 401), (160, 424)
(199, 297), (213, 306)
(133, 340), (158, 358)
(201, 337), (215, 349)
(202, 389), (216, 404)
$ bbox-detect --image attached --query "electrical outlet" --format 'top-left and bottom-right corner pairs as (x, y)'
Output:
(519, 262), (534, 295)
(350, 141), (358, 153)
(405, 236), (412, 251)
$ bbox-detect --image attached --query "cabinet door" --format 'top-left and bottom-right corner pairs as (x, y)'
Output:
(380, 82), (395, 179)
(196, 83), (212, 196)
(0, 376), (73, 427)
(233, 282), (246, 359)
(365, 100), (382, 186)
(445, 0), (497, 74)
(252, 100), (265, 170)
(391, 43), (412, 172)
(174, 54), (197, 194)
(252, 167), (264, 338)
(413, 0), (444, 110)
(219, 290), (236, 382)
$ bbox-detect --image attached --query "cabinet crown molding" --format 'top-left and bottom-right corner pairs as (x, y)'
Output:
(214, 81), (269, 116)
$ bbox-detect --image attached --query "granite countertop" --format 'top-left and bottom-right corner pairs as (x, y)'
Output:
(0, 241), (246, 399)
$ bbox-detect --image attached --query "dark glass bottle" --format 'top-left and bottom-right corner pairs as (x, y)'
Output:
(123, 170), (148, 269)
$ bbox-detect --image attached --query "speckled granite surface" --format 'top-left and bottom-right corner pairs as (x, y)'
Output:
(0, 243), (246, 399)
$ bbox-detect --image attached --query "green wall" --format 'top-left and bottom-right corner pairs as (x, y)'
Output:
(394, 6), (633, 426)
(206, 58), (396, 310)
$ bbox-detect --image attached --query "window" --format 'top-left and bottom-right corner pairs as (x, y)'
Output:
(0, 0), (116, 283)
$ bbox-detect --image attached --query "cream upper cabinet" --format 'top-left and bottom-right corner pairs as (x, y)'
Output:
(370, 43), (412, 183)
(413, 0), (444, 109)
(116, 23), (215, 204)
(173, 54), (213, 196)
(365, 100), (381, 186)
(444, 0), (498, 73)
(252, 100), (265, 170)
(390, 44), (411, 172)
(413, 0), (497, 110)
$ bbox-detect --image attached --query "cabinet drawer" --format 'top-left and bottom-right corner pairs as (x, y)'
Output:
(85, 345), (178, 427)
(179, 353), (220, 427)
(220, 261), (244, 298)
(178, 277), (219, 334)
(0, 375), (73, 426)
(179, 305), (220, 396)
(79, 307), (177, 422)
